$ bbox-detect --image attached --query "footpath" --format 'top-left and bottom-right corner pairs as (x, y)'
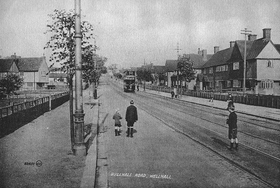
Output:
(144, 88), (280, 122)
(0, 88), (99, 188)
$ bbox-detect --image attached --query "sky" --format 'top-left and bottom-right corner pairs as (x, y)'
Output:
(0, 0), (280, 68)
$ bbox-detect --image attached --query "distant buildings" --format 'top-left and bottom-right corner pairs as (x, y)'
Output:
(132, 28), (280, 95)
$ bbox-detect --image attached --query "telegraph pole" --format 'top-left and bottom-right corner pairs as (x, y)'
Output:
(73, 0), (86, 156)
(241, 28), (251, 95)
(174, 42), (182, 97)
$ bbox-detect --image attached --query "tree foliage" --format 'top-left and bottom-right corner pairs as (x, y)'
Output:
(136, 69), (153, 82)
(0, 74), (23, 96)
(44, 9), (96, 81)
(177, 54), (196, 82)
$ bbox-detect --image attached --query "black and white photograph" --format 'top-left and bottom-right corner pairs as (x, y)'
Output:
(0, 0), (280, 187)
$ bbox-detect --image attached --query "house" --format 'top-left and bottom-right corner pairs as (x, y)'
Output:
(165, 49), (212, 89)
(201, 28), (280, 95)
(150, 65), (165, 85)
(228, 28), (280, 95)
(48, 67), (67, 85)
(201, 42), (235, 90)
(15, 56), (49, 90)
(0, 59), (20, 78)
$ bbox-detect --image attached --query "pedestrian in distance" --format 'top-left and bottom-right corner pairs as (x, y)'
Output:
(137, 84), (139, 91)
(171, 90), (175, 99)
(113, 109), (122, 136)
(226, 93), (234, 110)
(226, 104), (238, 150)
(174, 87), (178, 98)
(125, 100), (138, 138)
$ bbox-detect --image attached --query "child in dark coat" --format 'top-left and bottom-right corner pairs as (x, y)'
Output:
(113, 109), (122, 136)
(226, 104), (238, 150)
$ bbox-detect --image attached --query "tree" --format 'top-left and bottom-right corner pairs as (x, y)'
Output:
(177, 54), (196, 95)
(44, 9), (95, 150)
(0, 74), (23, 97)
(136, 69), (153, 91)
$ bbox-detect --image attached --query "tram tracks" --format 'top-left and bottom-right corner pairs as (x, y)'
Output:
(109, 81), (280, 187)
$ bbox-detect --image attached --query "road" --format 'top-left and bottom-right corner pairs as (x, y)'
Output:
(95, 76), (277, 188)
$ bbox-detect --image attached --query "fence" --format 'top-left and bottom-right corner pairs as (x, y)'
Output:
(145, 85), (280, 109)
(0, 92), (69, 137)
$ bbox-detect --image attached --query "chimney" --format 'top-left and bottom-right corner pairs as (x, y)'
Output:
(263, 28), (271, 40)
(202, 49), (207, 61)
(230, 41), (235, 48)
(214, 46), (219, 54)
(198, 48), (202, 55)
(248, 34), (257, 41)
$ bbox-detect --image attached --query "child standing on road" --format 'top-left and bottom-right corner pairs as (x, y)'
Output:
(113, 109), (122, 136)
(226, 104), (238, 150)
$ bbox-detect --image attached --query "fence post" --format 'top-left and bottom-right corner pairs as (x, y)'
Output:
(49, 94), (52, 111)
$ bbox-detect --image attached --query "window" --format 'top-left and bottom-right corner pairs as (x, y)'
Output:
(225, 65), (228, 71)
(209, 67), (213, 74)
(233, 80), (240, 87)
(233, 62), (239, 70)
(260, 80), (274, 89)
(203, 69), (206, 74)
(227, 80), (231, 87)
(27, 82), (33, 87)
(267, 60), (273, 67)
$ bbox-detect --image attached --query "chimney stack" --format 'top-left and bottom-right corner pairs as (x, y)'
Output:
(230, 41), (235, 48)
(214, 46), (219, 54)
(263, 28), (271, 40)
(198, 48), (202, 55)
(248, 34), (257, 41)
(202, 49), (207, 61)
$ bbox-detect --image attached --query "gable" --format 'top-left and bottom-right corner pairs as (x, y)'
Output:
(257, 41), (280, 59)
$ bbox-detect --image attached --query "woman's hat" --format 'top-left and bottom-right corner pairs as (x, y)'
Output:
(130, 100), (134, 104)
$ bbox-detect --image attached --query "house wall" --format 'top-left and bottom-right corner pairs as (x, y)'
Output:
(257, 59), (280, 80)
(21, 72), (36, 90)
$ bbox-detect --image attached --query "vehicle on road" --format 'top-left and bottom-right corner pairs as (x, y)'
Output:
(123, 70), (136, 92)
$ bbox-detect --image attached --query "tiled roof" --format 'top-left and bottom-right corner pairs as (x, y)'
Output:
(0, 59), (16, 72)
(247, 39), (269, 59)
(16, 57), (45, 72)
(165, 60), (178, 72)
(274, 44), (280, 53)
(202, 47), (233, 68)
(151, 65), (165, 73)
(185, 53), (212, 69)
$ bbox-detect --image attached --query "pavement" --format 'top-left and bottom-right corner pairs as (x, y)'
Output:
(0, 80), (279, 188)
(143, 88), (280, 122)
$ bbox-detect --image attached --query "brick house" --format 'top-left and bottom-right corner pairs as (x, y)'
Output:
(201, 42), (235, 90)
(165, 49), (211, 89)
(201, 28), (280, 95)
(15, 57), (49, 90)
(228, 28), (280, 95)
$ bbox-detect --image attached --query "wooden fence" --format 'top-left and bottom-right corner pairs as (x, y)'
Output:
(0, 92), (69, 137)
(145, 85), (280, 109)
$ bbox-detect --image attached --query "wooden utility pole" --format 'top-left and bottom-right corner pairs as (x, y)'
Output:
(174, 42), (182, 98)
(241, 28), (251, 95)
(73, 0), (86, 156)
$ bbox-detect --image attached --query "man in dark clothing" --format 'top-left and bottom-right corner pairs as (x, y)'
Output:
(226, 104), (238, 150)
(125, 100), (138, 137)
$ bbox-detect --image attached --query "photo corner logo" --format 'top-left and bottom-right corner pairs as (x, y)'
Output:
(24, 160), (43, 167)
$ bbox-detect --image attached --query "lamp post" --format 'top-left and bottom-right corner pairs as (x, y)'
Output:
(73, 0), (86, 156)
(93, 39), (97, 99)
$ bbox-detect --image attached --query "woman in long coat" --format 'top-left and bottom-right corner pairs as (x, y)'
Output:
(125, 100), (138, 137)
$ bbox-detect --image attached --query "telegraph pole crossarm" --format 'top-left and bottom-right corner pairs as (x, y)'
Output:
(241, 28), (252, 95)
